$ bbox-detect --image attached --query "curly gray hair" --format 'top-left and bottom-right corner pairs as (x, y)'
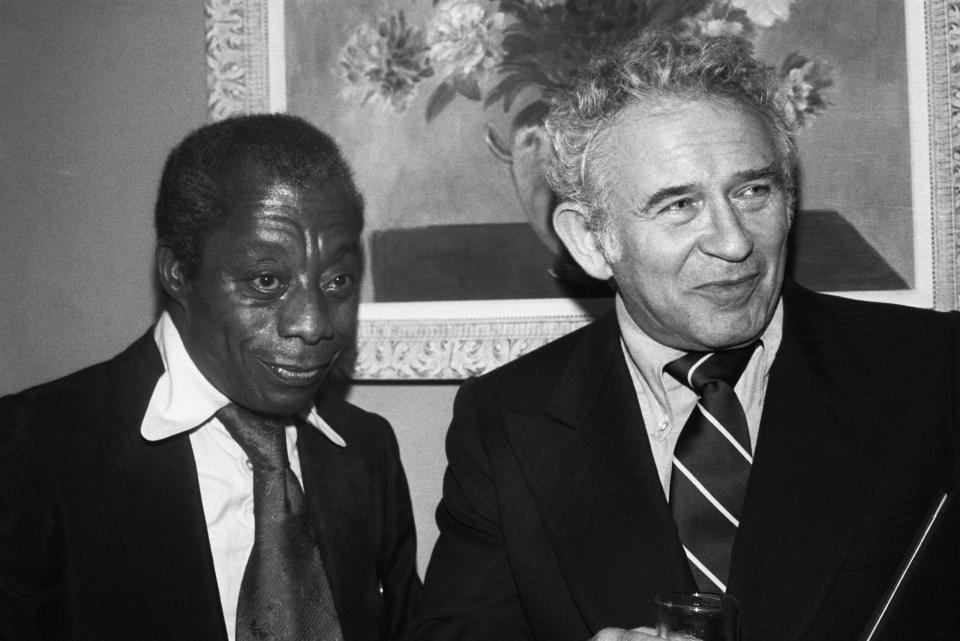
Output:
(545, 29), (798, 238)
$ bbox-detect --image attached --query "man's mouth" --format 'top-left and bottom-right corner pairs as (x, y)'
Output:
(699, 273), (757, 287)
(263, 361), (328, 386)
(694, 273), (760, 302)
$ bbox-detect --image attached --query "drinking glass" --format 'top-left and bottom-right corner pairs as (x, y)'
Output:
(654, 592), (738, 641)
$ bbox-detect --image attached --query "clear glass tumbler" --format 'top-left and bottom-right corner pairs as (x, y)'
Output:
(654, 592), (738, 641)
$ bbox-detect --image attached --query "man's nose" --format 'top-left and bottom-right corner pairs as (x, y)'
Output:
(698, 199), (754, 262)
(278, 283), (334, 345)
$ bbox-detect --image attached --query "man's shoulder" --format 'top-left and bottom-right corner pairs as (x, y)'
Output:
(463, 310), (618, 402)
(786, 284), (958, 336)
(3, 356), (112, 417)
(0, 330), (157, 429)
(783, 285), (960, 378)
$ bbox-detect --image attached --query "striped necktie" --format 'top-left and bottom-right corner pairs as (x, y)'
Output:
(664, 342), (759, 593)
(216, 403), (343, 641)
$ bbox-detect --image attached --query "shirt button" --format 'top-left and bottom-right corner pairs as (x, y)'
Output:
(658, 419), (669, 431)
(245, 458), (253, 470)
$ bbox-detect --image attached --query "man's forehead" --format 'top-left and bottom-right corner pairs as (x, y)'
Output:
(245, 177), (355, 208)
(589, 97), (782, 212)
(609, 93), (767, 135)
(597, 98), (777, 168)
(198, 187), (360, 263)
(218, 166), (357, 211)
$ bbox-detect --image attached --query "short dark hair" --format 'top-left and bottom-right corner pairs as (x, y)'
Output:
(154, 113), (364, 278)
(546, 30), (798, 238)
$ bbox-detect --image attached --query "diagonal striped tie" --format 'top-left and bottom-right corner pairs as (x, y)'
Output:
(665, 342), (759, 593)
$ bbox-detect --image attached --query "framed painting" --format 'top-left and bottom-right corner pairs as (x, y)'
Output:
(205, 0), (960, 380)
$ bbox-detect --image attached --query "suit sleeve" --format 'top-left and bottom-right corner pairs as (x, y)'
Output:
(0, 393), (60, 641)
(407, 379), (534, 641)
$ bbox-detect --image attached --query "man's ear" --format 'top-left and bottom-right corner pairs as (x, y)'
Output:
(156, 245), (188, 300)
(552, 201), (614, 281)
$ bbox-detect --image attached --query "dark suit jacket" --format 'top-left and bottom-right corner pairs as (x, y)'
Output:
(0, 330), (421, 641)
(411, 284), (960, 641)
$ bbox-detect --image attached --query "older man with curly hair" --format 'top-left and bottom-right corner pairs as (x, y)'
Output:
(410, 30), (959, 641)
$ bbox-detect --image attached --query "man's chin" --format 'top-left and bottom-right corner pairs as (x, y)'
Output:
(236, 386), (320, 418)
(693, 323), (766, 351)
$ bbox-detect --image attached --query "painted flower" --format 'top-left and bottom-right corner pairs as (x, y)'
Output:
(679, 1), (755, 39)
(778, 53), (832, 128)
(339, 12), (433, 110)
(427, 0), (506, 80)
(337, 0), (829, 128)
(730, 0), (795, 28)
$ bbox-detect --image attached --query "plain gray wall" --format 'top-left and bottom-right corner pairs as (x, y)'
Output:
(0, 0), (452, 574)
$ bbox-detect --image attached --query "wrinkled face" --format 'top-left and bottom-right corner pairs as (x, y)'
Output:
(167, 170), (361, 415)
(596, 99), (790, 351)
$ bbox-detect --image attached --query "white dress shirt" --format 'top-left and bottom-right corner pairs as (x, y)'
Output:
(615, 294), (783, 497)
(140, 311), (346, 640)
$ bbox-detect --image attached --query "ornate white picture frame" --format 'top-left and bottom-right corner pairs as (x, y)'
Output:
(205, 0), (960, 380)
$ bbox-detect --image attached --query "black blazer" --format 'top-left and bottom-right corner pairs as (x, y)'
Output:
(0, 331), (421, 641)
(412, 284), (960, 641)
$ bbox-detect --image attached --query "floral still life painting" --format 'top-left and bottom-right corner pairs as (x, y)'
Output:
(282, 0), (914, 302)
(338, 0), (831, 127)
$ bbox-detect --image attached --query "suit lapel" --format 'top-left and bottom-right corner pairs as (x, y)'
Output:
(504, 313), (694, 630)
(729, 287), (906, 641)
(103, 332), (227, 640)
(297, 403), (373, 640)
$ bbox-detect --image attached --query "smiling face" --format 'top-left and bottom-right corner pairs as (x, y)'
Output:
(160, 168), (362, 416)
(586, 99), (791, 351)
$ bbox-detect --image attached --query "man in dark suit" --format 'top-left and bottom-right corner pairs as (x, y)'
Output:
(0, 114), (421, 640)
(411, 31), (959, 641)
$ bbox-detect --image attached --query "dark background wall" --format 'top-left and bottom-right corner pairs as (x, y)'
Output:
(0, 0), (452, 573)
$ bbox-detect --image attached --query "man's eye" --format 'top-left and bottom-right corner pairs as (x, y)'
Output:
(251, 273), (283, 293)
(325, 273), (356, 295)
(738, 184), (771, 198)
(659, 198), (698, 217)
